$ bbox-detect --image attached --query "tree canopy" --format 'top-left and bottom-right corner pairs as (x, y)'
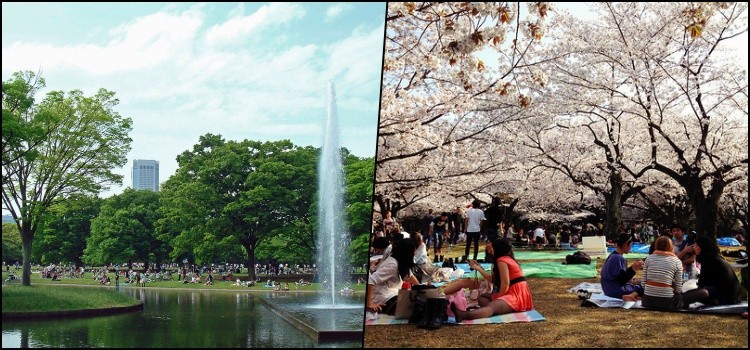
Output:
(2, 70), (132, 285)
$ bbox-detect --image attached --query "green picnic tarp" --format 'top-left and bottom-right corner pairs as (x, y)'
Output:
(520, 261), (597, 278)
(455, 261), (597, 279)
(514, 250), (573, 261)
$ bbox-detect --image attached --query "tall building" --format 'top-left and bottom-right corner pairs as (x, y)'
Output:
(132, 159), (159, 191)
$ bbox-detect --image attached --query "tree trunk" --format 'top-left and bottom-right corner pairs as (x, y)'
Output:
(603, 172), (623, 240)
(74, 257), (83, 269)
(245, 243), (256, 281)
(687, 183), (723, 238)
(20, 221), (34, 286)
(21, 235), (33, 286)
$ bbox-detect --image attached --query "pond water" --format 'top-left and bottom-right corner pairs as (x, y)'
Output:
(1, 287), (364, 348)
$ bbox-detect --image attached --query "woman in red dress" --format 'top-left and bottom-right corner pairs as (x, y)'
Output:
(449, 238), (533, 321)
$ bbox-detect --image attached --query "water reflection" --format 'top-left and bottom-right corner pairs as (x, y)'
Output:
(2, 288), (363, 348)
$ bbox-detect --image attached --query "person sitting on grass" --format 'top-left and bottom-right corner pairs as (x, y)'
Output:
(601, 233), (644, 301)
(366, 238), (420, 315)
(693, 235), (741, 306)
(641, 236), (708, 311)
(448, 238), (534, 322)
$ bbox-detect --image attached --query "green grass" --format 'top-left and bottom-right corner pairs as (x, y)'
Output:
(1, 284), (140, 313)
(1, 271), (367, 292)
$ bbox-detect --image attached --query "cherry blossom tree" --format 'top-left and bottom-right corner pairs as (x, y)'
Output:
(377, 2), (748, 238)
(376, 2), (559, 217)
(553, 2), (748, 237)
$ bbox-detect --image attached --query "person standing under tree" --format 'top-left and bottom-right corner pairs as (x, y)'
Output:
(484, 197), (503, 243)
(449, 206), (464, 247)
(464, 200), (486, 261)
(421, 209), (436, 254)
(430, 212), (450, 258)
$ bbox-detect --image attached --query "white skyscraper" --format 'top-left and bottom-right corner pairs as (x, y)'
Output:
(132, 159), (159, 191)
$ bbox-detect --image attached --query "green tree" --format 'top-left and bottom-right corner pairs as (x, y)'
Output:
(243, 145), (319, 266)
(157, 135), (316, 279)
(2, 71), (45, 169)
(2, 222), (23, 265)
(34, 195), (102, 267)
(343, 155), (374, 267)
(2, 71), (132, 285)
(84, 189), (164, 269)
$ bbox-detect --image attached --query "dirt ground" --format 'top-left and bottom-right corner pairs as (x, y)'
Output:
(364, 248), (748, 348)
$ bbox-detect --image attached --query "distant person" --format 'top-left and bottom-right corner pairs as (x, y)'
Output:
(533, 223), (546, 248)
(430, 212), (450, 257)
(601, 233), (644, 301)
(671, 224), (698, 278)
(484, 197), (503, 242)
(382, 211), (397, 235)
(449, 207), (464, 247)
(421, 209), (436, 253)
(464, 200), (486, 261)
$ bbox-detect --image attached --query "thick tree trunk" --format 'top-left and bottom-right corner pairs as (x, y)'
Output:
(21, 236), (33, 286)
(687, 185), (722, 238)
(20, 221), (34, 286)
(245, 244), (256, 281)
(603, 173), (623, 240)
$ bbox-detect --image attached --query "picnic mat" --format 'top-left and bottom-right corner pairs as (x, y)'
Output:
(521, 261), (597, 278)
(514, 250), (572, 261)
(581, 292), (748, 315)
(365, 309), (546, 325)
(448, 261), (597, 279)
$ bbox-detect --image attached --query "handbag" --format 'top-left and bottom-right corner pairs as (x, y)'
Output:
(394, 285), (439, 319)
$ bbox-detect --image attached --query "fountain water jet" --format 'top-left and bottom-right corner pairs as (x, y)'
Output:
(315, 82), (356, 309)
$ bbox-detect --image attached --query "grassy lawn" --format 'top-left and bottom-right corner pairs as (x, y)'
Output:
(1, 271), (367, 292)
(2, 284), (140, 313)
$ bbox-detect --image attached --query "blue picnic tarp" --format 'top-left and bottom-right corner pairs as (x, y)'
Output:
(607, 243), (650, 254)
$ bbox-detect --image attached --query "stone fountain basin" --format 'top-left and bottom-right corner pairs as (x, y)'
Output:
(259, 292), (364, 342)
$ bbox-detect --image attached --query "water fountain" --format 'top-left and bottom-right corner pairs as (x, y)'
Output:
(259, 82), (363, 343)
(316, 81), (350, 308)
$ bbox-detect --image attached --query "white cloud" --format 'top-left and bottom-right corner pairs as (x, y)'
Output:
(2, 10), (203, 75)
(4, 3), (383, 198)
(323, 24), (385, 93)
(204, 2), (305, 47)
(325, 4), (353, 22)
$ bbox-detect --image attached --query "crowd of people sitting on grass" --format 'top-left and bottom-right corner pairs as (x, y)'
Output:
(601, 227), (745, 311)
(39, 265), (85, 279)
(369, 205), (747, 323)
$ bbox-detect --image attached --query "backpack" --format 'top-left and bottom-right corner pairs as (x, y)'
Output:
(565, 251), (592, 265)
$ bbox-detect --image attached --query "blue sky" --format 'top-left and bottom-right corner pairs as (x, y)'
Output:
(2, 2), (386, 197)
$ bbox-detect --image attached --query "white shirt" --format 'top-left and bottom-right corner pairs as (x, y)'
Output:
(368, 257), (406, 305)
(465, 208), (486, 233)
(533, 228), (545, 239)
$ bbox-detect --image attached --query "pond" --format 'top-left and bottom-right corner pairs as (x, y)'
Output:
(1, 287), (364, 348)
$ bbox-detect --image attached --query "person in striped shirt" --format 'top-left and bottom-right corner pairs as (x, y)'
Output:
(641, 236), (708, 310)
